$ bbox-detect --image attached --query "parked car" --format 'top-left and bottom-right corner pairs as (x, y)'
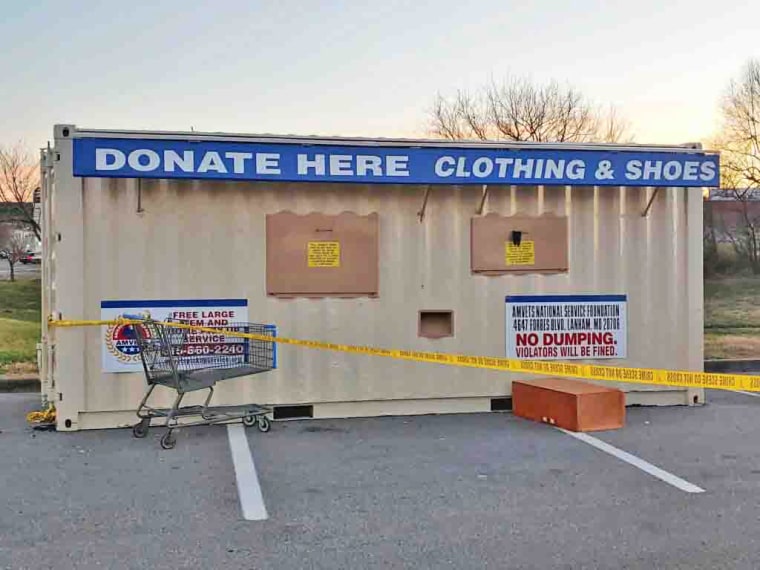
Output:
(19, 252), (39, 264)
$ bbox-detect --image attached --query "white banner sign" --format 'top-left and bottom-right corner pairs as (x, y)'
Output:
(100, 299), (248, 373)
(505, 295), (627, 360)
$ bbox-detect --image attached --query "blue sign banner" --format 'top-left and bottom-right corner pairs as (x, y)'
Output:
(73, 137), (719, 187)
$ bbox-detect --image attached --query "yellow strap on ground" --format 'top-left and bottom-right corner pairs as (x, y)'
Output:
(26, 404), (56, 425)
(48, 318), (760, 392)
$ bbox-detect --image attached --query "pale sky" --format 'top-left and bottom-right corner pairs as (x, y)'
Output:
(1, 0), (759, 150)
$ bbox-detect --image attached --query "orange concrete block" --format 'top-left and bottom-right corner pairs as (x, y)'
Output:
(512, 377), (625, 432)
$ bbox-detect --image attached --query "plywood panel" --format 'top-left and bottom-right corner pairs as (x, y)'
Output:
(512, 378), (625, 432)
(471, 214), (568, 274)
(266, 211), (378, 297)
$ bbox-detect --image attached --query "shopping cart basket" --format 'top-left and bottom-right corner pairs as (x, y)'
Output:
(128, 318), (276, 449)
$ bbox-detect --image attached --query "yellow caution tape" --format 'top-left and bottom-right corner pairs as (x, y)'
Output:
(47, 318), (760, 392)
(26, 404), (56, 425)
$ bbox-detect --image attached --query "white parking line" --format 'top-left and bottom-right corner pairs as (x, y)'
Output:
(559, 428), (705, 494)
(732, 390), (760, 398)
(227, 424), (269, 520)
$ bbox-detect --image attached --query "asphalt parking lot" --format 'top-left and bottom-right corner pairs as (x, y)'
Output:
(3, 390), (760, 569)
(0, 263), (39, 280)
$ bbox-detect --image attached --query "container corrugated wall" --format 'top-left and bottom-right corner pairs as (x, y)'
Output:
(46, 150), (704, 428)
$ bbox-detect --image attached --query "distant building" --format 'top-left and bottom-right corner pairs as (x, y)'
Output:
(704, 189), (760, 242)
(707, 188), (760, 201)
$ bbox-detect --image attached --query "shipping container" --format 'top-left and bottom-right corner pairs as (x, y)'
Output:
(39, 125), (714, 430)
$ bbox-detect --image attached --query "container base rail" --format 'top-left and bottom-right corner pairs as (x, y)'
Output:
(128, 317), (276, 449)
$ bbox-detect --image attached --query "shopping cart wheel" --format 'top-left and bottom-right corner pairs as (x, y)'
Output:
(132, 419), (150, 439)
(160, 431), (176, 450)
(257, 416), (271, 433)
(242, 413), (257, 427)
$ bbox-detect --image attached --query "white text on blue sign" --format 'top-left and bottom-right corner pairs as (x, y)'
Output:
(73, 138), (719, 187)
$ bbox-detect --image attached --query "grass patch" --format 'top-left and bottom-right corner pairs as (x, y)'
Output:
(0, 279), (41, 374)
(705, 329), (760, 360)
(0, 319), (39, 365)
(705, 277), (760, 359)
(705, 277), (760, 329)
(0, 279), (41, 322)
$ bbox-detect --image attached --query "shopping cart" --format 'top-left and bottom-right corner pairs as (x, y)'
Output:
(128, 318), (276, 449)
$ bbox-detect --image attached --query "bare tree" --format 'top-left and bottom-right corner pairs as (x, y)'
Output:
(430, 77), (632, 143)
(0, 223), (28, 282)
(0, 143), (40, 241)
(721, 60), (760, 188)
(714, 60), (760, 273)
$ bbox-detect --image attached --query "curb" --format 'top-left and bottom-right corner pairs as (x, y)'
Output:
(0, 377), (40, 393)
(704, 359), (760, 373)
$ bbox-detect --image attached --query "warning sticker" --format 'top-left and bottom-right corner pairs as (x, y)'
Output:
(505, 241), (535, 266)
(308, 241), (340, 267)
